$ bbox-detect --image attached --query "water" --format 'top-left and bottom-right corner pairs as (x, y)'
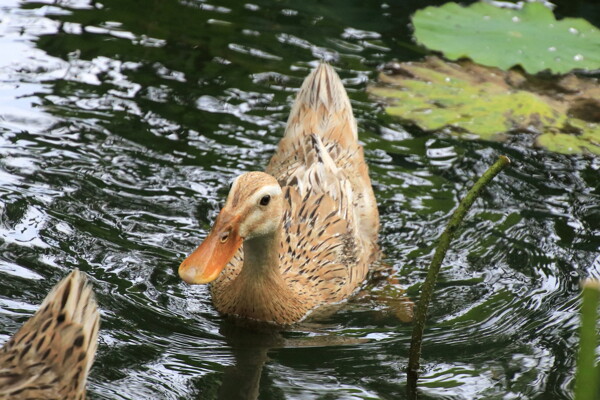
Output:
(0, 0), (599, 399)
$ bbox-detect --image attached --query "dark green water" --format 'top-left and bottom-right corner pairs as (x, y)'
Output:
(0, 0), (599, 399)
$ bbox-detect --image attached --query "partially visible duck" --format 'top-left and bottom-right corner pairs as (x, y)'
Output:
(179, 63), (380, 325)
(0, 269), (100, 400)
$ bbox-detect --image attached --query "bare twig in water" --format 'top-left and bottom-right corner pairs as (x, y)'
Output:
(407, 155), (511, 398)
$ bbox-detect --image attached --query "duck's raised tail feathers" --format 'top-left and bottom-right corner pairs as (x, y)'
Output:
(0, 269), (100, 400)
(284, 63), (358, 149)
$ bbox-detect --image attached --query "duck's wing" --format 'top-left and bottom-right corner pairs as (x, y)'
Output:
(267, 63), (379, 252)
(0, 269), (100, 400)
(277, 181), (363, 304)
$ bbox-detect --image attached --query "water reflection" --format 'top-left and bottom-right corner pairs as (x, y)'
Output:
(215, 321), (282, 400)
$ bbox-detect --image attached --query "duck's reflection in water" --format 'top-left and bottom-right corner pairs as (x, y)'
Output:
(213, 286), (414, 400)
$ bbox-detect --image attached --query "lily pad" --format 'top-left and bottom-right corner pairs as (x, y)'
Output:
(412, 1), (600, 74)
(368, 57), (600, 155)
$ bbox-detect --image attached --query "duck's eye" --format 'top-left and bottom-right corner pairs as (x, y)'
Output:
(220, 232), (229, 243)
(259, 195), (271, 206)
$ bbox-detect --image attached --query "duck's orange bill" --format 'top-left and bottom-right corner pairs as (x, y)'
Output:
(178, 214), (242, 285)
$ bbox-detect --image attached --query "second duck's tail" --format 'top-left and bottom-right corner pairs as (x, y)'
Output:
(0, 269), (100, 399)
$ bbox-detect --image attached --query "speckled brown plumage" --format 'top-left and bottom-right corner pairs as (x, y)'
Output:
(0, 269), (100, 400)
(180, 64), (380, 325)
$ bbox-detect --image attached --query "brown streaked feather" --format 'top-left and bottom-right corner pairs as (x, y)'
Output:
(267, 65), (379, 248)
(0, 269), (100, 400)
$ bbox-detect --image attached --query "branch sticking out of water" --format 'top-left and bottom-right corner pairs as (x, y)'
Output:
(407, 155), (511, 397)
(575, 280), (600, 400)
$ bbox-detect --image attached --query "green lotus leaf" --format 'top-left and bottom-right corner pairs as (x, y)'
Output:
(412, 1), (600, 74)
(368, 57), (600, 155)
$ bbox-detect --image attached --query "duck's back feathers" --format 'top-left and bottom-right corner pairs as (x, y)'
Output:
(267, 64), (379, 254)
(267, 65), (380, 316)
(0, 269), (100, 400)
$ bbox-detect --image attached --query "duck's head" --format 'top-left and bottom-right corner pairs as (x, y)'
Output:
(179, 171), (283, 284)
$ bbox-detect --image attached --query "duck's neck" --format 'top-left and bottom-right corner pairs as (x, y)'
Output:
(220, 227), (307, 324)
(239, 229), (282, 284)
(214, 223), (308, 324)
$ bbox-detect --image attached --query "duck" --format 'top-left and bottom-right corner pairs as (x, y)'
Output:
(0, 269), (100, 400)
(179, 63), (380, 325)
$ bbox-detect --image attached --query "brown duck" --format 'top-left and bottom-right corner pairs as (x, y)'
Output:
(179, 63), (380, 325)
(0, 269), (100, 399)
